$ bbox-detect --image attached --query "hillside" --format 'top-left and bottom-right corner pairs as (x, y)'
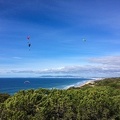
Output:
(0, 78), (120, 120)
(78, 77), (120, 90)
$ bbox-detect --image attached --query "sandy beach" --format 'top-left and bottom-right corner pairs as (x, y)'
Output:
(79, 78), (104, 87)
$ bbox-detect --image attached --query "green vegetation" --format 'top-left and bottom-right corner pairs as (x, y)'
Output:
(95, 77), (120, 89)
(0, 93), (10, 103)
(0, 78), (120, 120)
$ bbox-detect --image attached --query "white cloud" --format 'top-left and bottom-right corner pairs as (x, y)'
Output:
(88, 56), (120, 65)
(1, 56), (120, 77)
(12, 57), (22, 59)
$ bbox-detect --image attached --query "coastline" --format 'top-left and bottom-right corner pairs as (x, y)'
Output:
(78, 77), (104, 88)
(66, 77), (105, 89)
(0, 77), (91, 94)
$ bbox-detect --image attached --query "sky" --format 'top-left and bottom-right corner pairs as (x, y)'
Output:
(0, 0), (120, 78)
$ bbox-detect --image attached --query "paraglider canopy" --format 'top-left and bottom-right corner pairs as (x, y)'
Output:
(27, 36), (30, 40)
(24, 80), (30, 84)
(82, 38), (86, 42)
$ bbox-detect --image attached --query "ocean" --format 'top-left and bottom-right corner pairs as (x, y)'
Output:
(0, 78), (92, 95)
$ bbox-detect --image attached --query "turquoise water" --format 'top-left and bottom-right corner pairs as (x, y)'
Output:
(0, 78), (91, 94)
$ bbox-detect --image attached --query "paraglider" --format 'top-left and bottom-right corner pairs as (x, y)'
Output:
(28, 43), (31, 47)
(27, 36), (30, 40)
(82, 38), (86, 42)
(27, 36), (31, 50)
(24, 80), (30, 84)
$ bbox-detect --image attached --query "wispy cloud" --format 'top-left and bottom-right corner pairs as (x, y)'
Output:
(12, 57), (22, 59)
(1, 55), (119, 77)
(88, 56), (120, 65)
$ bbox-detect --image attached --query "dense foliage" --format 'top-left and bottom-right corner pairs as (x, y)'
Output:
(0, 78), (120, 120)
(79, 77), (120, 90)
(0, 93), (10, 103)
(95, 77), (120, 89)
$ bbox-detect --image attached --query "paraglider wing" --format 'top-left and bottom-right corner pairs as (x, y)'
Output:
(24, 80), (30, 84)
(27, 36), (30, 40)
(82, 38), (86, 42)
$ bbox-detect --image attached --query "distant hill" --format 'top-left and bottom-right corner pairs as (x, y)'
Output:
(39, 75), (80, 78)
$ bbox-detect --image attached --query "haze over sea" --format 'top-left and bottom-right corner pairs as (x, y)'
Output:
(0, 77), (93, 95)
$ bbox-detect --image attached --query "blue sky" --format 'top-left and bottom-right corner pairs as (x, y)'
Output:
(0, 0), (120, 77)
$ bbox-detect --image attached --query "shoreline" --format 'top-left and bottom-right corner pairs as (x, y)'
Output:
(66, 78), (105, 89)
(78, 77), (105, 88)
